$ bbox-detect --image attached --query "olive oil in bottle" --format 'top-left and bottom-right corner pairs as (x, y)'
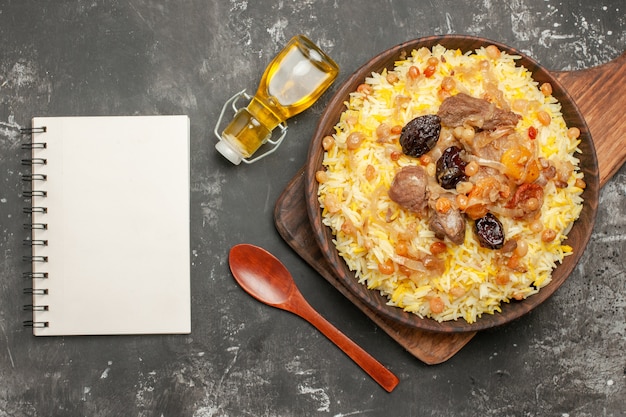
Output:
(216, 35), (339, 165)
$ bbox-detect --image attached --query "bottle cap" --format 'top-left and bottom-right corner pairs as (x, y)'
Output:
(215, 139), (243, 165)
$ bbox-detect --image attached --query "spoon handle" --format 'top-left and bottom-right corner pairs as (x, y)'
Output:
(293, 296), (399, 392)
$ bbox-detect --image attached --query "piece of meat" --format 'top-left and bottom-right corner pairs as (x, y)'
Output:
(437, 93), (521, 131)
(428, 207), (466, 245)
(388, 165), (429, 215)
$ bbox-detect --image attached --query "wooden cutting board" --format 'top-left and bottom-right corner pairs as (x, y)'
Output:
(273, 52), (626, 364)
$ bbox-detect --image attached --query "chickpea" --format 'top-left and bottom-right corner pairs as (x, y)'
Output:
(485, 45), (501, 59)
(324, 194), (340, 213)
(522, 197), (540, 212)
(461, 127), (475, 142)
(386, 72), (399, 84)
(341, 219), (356, 236)
(429, 296), (445, 314)
(430, 241), (447, 255)
(378, 259), (395, 275)
(449, 286), (466, 298)
(427, 56), (439, 66)
(540, 82), (553, 96)
(357, 83), (373, 95)
(346, 131), (365, 150)
(567, 127), (581, 139)
(495, 272), (510, 285)
(322, 135), (335, 151)
(395, 241), (409, 257)
(529, 220), (544, 233)
(376, 123), (392, 143)
(455, 194), (469, 210)
(514, 239), (529, 257)
(441, 76), (456, 92)
(464, 160), (479, 177)
(315, 170), (328, 183)
(537, 110), (551, 126)
(391, 125), (403, 135)
(541, 228), (557, 242)
(345, 114), (358, 126)
(422, 255), (441, 270)
(507, 254), (521, 270)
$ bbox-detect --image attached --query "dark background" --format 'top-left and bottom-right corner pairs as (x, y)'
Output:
(0, 1), (624, 416)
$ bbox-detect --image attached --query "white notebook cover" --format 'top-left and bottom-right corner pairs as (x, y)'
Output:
(27, 115), (191, 336)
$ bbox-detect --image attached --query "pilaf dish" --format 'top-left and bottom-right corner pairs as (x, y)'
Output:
(316, 44), (585, 323)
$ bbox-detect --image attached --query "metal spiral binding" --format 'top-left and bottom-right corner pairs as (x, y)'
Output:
(22, 174), (47, 182)
(23, 223), (47, 230)
(19, 126), (47, 134)
(23, 255), (48, 263)
(23, 207), (48, 214)
(23, 320), (49, 328)
(22, 272), (48, 279)
(23, 239), (48, 246)
(21, 142), (47, 150)
(24, 305), (49, 311)
(22, 125), (49, 330)
(23, 288), (48, 295)
(23, 190), (47, 198)
(20, 158), (47, 166)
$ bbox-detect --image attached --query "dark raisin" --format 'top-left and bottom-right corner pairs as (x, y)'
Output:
(474, 212), (505, 249)
(436, 146), (468, 189)
(399, 115), (441, 157)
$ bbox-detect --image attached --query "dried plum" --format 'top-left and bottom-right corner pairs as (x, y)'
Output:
(436, 146), (468, 189)
(474, 212), (505, 249)
(399, 115), (441, 157)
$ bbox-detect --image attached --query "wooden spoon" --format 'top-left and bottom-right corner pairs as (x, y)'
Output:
(228, 243), (400, 392)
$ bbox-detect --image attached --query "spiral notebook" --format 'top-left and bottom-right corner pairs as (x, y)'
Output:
(22, 115), (191, 336)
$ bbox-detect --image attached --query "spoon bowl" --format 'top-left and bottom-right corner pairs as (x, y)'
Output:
(228, 248), (292, 306)
(228, 243), (399, 392)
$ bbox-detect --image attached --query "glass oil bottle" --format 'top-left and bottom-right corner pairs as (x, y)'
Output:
(214, 35), (339, 165)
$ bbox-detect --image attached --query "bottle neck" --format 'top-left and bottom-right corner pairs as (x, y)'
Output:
(246, 96), (284, 132)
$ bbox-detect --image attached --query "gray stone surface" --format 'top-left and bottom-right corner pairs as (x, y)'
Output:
(0, 1), (624, 416)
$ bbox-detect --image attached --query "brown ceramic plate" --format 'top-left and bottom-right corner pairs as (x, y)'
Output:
(304, 35), (599, 332)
